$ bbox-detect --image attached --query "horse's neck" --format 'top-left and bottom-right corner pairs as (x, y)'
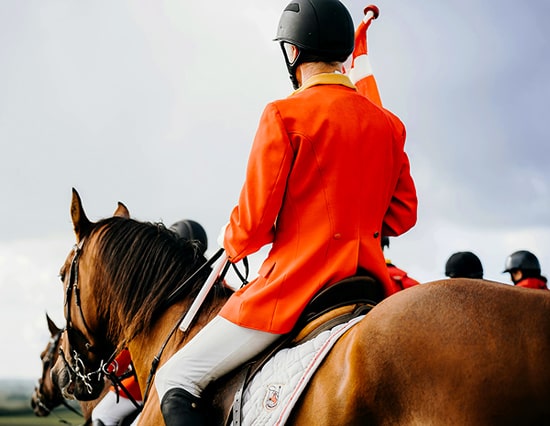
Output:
(80, 401), (94, 419)
(127, 298), (226, 400)
(80, 393), (104, 420)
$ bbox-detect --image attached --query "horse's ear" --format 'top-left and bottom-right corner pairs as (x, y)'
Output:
(113, 202), (130, 218)
(70, 188), (92, 241)
(46, 313), (61, 336)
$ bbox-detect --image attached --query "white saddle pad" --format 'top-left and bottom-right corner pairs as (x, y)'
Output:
(238, 315), (364, 425)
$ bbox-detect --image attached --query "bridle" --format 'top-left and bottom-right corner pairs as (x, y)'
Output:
(60, 238), (114, 396)
(58, 233), (241, 409)
(33, 329), (83, 417)
(42, 330), (62, 382)
(33, 330), (63, 415)
(59, 237), (142, 410)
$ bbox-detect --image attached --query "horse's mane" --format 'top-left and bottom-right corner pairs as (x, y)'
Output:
(88, 216), (213, 343)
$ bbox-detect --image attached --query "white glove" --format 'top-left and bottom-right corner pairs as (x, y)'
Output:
(217, 222), (229, 249)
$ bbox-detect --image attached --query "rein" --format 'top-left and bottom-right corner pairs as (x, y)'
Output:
(35, 397), (83, 418)
(165, 248), (225, 306)
(60, 397), (84, 417)
(103, 363), (142, 410)
(140, 248), (229, 406)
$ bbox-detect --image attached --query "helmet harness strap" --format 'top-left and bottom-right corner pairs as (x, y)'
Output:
(280, 42), (302, 90)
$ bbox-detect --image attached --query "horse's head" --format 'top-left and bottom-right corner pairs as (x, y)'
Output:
(51, 188), (210, 401)
(51, 188), (126, 401)
(31, 314), (65, 416)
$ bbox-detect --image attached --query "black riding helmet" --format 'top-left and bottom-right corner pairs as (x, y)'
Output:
(445, 251), (484, 279)
(503, 250), (541, 275)
(274, 0), (354, 89)
(169, 219), (208, 256)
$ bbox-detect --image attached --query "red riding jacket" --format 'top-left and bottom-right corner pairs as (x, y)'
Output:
(108, 349), (141, 401)
(386, 261), (420, 290)
(220, 73), (417, 334)
(516, 277), (548, 290)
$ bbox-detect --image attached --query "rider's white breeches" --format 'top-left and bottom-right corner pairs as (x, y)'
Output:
(92, 390), (141, 425)
(155, 315), (281, 399)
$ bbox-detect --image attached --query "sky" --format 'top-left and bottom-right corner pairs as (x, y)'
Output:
(1, 0), (549, 380)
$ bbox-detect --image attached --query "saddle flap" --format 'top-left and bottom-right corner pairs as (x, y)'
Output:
(216, 275), (381, 425)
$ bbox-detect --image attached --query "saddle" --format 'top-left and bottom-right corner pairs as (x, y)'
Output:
(203, 274), (383, 425)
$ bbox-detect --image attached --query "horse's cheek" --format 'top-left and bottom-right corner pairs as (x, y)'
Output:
(51, 364), (69, 395)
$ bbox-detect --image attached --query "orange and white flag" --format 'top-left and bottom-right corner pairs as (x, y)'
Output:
(347, 5), (382, 107)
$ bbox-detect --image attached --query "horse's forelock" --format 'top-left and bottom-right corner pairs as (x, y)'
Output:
(91, 217), (203, 341)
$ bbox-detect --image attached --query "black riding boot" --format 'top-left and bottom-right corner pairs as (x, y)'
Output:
(160, 388), (205, 426)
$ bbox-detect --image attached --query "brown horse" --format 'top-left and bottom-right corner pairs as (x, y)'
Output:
(52, 189), (550, 425)
(31, 313), (107, 423)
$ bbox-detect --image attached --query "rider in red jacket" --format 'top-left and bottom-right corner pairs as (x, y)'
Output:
(156, 2), (417, 424)
(503, 250), (548, 290)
